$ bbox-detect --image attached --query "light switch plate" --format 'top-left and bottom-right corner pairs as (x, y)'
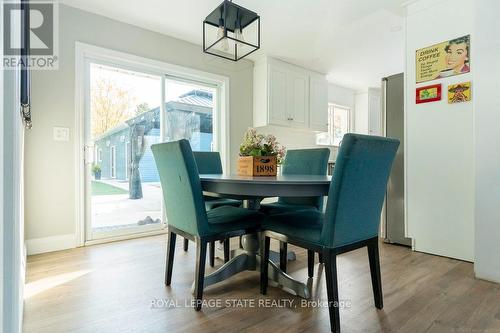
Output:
(53, 127), (70, 142)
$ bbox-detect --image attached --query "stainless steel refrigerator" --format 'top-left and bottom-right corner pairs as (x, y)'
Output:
(382, 73), (411, 246)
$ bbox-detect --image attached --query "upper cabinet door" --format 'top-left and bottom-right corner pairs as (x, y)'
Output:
(268, 65), (289, 126)
(253, 57), (328, 130)
(368, 89), (382, 136)
(288, 70), (309, 128)
(309, 75), (328, 132)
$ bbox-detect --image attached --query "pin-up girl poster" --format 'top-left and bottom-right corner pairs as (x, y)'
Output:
(439, 36), (470, 78)
(416, 35), (470, 83)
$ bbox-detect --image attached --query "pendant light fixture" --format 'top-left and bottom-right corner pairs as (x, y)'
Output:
(234, 10), (244, 46)
(216, 8), (229, 51)
(203, 0), (260, 61)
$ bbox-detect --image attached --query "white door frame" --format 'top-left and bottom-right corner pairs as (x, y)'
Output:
(109, 146), (116, 179)
(74, 42), (230, 246)
(1, 37), (25, 333)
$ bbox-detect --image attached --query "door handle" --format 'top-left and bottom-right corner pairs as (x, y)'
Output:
(84, 145), (95, 165)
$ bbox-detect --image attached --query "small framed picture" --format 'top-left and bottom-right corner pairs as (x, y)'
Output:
(416, 84), (442, 104)
(448, 82), (471, 104)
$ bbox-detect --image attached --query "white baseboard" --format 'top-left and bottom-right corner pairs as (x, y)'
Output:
(475, 269), (500, 284)
(26, 234), (76, 255)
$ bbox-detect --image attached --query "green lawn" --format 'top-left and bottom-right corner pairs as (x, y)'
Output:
(91, 181), (128, 196)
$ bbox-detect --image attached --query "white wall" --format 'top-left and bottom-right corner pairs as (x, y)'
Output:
(1, 2), (4, 325)
(2, 2), (25, 329)
(354, 92), (368, 134)
(25, 5), (254, 246)
(1, 3), (4, 326)
(354, 88), (381, 135)
(328, 83), (355, 109)
(473, 0), (500, 283)
(2, 50), (24, 333)
(405, 0), (474, 261)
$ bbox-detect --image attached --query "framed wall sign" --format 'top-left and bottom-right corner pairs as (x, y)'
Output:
(448, 82), (471, 103)
(416, 35), (470, 83)
(416, 84), (442, 104)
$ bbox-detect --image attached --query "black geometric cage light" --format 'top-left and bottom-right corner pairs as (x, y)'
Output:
(203, 0), (260, 61)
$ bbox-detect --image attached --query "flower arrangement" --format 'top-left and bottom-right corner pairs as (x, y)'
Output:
(239, 128), (286, 164)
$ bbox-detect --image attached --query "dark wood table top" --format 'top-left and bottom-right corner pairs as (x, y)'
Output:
(199, 174), (331, 199)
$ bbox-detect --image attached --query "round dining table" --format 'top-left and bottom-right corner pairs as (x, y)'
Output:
(198, 174), (331, 299)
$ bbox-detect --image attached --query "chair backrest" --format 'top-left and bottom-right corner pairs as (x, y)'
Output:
(151, 140), (209, 236)
(321, 134), (399, 248)
(278, 148), (330, 209)
(193, 151), (223, 174)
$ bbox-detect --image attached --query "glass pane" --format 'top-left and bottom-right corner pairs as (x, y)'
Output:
(333, 107), (350, 146)
(89, 63), (163, 234)
(164, 79), (215, 152)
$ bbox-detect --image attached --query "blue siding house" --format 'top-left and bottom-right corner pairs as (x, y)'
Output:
(94, 90), (213, 182)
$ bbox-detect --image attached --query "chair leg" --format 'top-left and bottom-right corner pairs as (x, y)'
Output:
(194, 238), (207, 311)
(165, 231), (177, 286)
(209, 241), (215, 267)
(223, 238), (230, 263)
(279, 241), (288, 273)
(307, 250), (315, 278)
(318, 251), (324, 264)
(183, 238), (189, 251)
(324, 248), (340, 333)
(367, 239), (383, 309)
(260, 235), (270, 295)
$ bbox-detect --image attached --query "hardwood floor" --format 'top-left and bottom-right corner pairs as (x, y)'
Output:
(24, 236), (500, 333)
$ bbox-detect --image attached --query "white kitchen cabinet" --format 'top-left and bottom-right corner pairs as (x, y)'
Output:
(309, 74), (329, 131)
(354, 88), (381, 135)
(253, 57), (327, 130)
(368, 88), (382, 136)
(287, 69), (309, 128)
(268, 65), (289, 126)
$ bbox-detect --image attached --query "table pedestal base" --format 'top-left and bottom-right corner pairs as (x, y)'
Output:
(215, 242), (296, 263)
(194, 233), (310, 299)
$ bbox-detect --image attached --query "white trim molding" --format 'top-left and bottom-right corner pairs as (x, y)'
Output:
(2, 35), (25, 332)
(74, 42), (230, 245)
(26, 234), (76, 256)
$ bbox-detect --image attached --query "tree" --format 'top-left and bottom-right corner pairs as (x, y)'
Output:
(135, 102), (150, 116)
(126, 110), (159, 199)
(128, 125), (147, 200)
(91, 78), (136, 137)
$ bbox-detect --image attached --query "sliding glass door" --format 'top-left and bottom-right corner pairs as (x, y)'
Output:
(164, 77), (217, 152)
(84, 60), (222, 242)
(86, 62), (164, 240)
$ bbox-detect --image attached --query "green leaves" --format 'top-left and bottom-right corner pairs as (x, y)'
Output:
(239, 128), (286, 163)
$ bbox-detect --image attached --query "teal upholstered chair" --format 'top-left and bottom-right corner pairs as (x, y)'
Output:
(151, 140), (263, 310)
(260, 148), (330, 273)
(181, 151), (241, 267)
(260, 134), (399, 333)
(193, 151), (241, 210)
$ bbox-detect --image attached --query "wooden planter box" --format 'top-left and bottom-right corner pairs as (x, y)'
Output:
(238, 156), (277, 176)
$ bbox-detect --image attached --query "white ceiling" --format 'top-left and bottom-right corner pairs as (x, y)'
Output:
(62, 0), (407, 91)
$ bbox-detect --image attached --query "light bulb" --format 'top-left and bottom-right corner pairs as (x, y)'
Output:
(217, 25), (224, 40)
(220, 36), (229, 51)
(235, 27), (244, 46)
(217, 19), (229, 52)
